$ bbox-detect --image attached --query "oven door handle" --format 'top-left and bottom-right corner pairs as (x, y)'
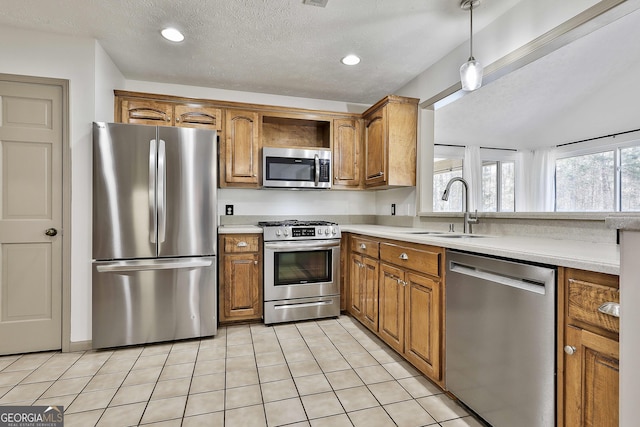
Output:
(265, 240), (339, 251)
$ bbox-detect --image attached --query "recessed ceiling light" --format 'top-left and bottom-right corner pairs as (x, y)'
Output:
(161, 28), (184, 43)
(341, 54), (361, 66)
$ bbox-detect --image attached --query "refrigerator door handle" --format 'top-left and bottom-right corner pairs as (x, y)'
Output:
(96, 259), (213, 273)
(149, 139), (157, 244)
(157, 139), (166, 243)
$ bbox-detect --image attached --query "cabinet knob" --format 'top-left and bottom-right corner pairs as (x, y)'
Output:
(237, 241), (248, 247)
(359, 243), (366, 250)
(176, 117), (180, 122)
(399, 253), (409, 260)
(564, 345), (577, 355)
(254, 260), (258, 265)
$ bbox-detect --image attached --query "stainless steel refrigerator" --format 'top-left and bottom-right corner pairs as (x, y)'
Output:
(92, 122), (217, 349)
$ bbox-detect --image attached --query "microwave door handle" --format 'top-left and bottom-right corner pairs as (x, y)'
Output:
(314, 154), (320, 187)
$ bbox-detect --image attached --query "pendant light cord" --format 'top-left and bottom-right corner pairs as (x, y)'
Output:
(469, 4), (474, 59)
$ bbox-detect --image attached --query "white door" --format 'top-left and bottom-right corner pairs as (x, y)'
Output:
(0, 79), (63, 355)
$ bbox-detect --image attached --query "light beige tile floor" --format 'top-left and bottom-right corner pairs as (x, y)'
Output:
(0, 315), (486, 426)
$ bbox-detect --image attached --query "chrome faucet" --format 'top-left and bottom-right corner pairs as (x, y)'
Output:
(441, 177), (478, 234)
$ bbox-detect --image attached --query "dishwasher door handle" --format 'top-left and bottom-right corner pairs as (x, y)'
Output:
(449, 262), (546, 295)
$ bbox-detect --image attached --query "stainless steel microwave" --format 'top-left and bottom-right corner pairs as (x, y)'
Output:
(262, 147), (331, 189)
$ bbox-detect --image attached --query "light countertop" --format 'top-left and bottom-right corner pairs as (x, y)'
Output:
(218, 225), (263, 234)
(606, 216), (640, 231)
(342, 224), (620, 275)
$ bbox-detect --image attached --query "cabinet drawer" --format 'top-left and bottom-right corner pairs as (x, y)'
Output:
(351, 236), (379, 258)
(223, 235), (260, 253)
(568, 278), (620, 333)
(380, 243), (440, 277)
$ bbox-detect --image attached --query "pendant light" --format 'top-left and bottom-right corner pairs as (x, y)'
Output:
(460, 0), (483, 91)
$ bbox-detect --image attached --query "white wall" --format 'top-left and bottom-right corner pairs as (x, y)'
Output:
(394, 0), (604, 214)
(219, 189), (376, 217)
(0, 25), (100, 342)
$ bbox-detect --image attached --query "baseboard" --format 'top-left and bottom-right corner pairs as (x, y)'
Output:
(67, 340), (92, 353)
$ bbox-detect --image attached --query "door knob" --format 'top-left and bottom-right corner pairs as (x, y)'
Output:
(45, 228), (58, 237)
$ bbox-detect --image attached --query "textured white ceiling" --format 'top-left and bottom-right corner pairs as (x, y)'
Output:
(0, 0), (521, 104)
(436, 5), (640, 149)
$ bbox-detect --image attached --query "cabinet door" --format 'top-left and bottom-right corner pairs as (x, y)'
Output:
(223, 109), (260, 186)
(361, 256), (380, 332)
(378, 263), (405, 353)
(333, 118), (361, 187)
(221, 253), (261, 322)
(120, 98), (173, 126)
(564, 325), (619, 427)
(404, 273), (441, 380)
(349, 253), (364, 318)
(364, 106), (386, 187)
(175, 105), (223, 131)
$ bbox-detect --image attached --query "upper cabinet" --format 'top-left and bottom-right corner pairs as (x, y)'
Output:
(174, 105), (223, 131)
(117, 94), (223, 132)
(115, 91), (418, 190)
(363, 95), (419, 189)
(333, 118), (362, 189)
(222, 109), (260, 188)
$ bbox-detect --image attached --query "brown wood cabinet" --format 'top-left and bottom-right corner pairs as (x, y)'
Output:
(378, 241), (443, 383)
(362, 95), (419, 189)
(117, 94), (223, 131)
(560, 268), (620, 427)
(333, 118), (362, 188)
(345, 233), (444, 386)
(115, 90), (418, 190)
(222, 109), (260, 187)
(218, 234), (263, 323)
(348, 235), (380, 333)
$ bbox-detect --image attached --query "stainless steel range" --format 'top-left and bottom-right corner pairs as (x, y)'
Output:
(259, 220), (341, 325)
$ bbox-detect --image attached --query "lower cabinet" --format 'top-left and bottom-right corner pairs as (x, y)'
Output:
(346, 233), (444, 386)
(349, 252), (379, 333)
(560, 268), (619, 427)
(218, 234), (262, 323)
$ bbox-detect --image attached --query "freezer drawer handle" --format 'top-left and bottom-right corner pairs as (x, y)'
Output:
(597, 302), (620, 318)
(96, 259), (212, 272)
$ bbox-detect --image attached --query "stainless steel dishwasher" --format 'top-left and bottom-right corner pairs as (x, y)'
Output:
(445, 250), (556, 427)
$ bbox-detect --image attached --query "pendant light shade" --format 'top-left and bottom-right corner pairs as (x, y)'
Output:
(460, 56), (483, 91)
(460, 0), (483, 91)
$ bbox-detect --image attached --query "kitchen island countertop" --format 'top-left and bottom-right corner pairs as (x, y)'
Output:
(342, 224), (619, 275)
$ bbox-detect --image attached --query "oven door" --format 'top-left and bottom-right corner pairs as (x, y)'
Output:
(264, 240), (340, 301)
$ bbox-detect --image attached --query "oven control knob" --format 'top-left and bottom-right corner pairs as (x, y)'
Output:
(332, 227), (337, 235)
(275, 229), (281, 236)
(283, 229), (289, 236)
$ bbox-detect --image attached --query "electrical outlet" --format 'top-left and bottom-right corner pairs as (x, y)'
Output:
(391, 203), (396, 216)
(225, 205), (234, 215)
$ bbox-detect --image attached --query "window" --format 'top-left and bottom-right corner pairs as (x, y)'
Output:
(555, 143), (640, 212)
(621, 145), (640, 211)
(482, 161), (515, 212)
(433, 158), (463, 212)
